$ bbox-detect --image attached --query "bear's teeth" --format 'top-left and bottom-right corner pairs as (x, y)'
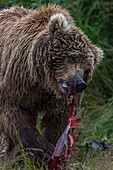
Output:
(62, 83), (67, 88)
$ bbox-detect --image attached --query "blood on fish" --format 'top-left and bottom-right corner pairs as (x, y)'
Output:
(48, 89), (81, 169)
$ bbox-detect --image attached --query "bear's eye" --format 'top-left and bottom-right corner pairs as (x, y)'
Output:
(68, 57), (75, 64)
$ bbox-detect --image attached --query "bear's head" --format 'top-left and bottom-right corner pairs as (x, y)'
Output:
(31, 13), (103, 107)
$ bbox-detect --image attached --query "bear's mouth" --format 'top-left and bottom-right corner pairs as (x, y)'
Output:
(61, 82), (75, 105)
(61, 82), (69, 94)
(61, 81), (86, 94)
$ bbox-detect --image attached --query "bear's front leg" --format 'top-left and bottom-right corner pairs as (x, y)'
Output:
(0, 105), (54, 164)
(42, 95), (69, 145)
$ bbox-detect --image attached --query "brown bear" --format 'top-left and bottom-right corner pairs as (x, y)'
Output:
(0, 5), (103, 164)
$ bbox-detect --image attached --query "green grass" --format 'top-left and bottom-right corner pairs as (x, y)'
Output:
(71, 152), (113, 170)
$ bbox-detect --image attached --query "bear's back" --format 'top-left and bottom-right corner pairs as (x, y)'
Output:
(0, 6), (32, 36)
(0, 7), (32, 73)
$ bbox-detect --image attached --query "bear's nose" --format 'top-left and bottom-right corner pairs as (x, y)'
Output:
(61, 73), (87, 94)
(65, 75), (87, 93)
(75, 78), (87, 92)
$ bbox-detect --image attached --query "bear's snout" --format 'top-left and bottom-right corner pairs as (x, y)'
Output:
(61, 70), (87, 93)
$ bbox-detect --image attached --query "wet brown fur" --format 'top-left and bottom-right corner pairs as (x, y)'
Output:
(0, 5), (103, 164)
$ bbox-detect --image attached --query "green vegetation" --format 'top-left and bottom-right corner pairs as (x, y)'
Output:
(0, 0), (113, 169)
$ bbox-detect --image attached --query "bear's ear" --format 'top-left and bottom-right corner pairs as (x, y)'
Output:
(48, 13), (71, 34)
(94, 47), (104, 68)
(89, 45), (104, 69)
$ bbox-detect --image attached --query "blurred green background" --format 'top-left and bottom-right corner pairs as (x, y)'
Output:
(0, 0), (113, 168)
